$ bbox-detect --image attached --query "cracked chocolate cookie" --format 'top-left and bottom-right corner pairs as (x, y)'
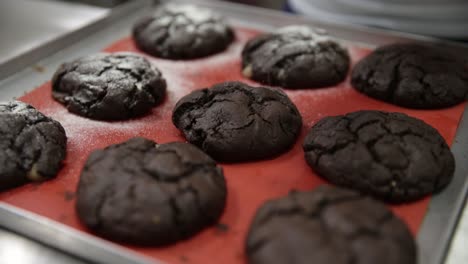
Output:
(242, 25), (350, 89)
(246, 186), (417, 264)
(172, 81), (302, 162)
(132, 4), (235, 59)
(352, 43), (468, 109)
(0, 101), (67, 191)
(303, 110), (455, 203)
(52, 52), (166, 120)
(76, 137), (227, 245)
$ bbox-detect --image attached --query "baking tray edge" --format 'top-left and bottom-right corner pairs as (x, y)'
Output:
(0, 0), (467, 263)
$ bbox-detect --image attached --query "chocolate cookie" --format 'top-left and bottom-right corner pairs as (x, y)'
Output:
(246, 186), (416, 264)
(352, 43), (468, 109)
(242, 25), (350, 89)
(76, 137), (227, 245)
(0, 101), (67, 191)
(52, 52), (166, 120)
(172, 81), (302, 162)
(132, 4), (234, 59)
(303, 110), (454, 203)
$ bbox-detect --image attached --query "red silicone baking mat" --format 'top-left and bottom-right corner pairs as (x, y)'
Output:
(0, 27), (465, 264)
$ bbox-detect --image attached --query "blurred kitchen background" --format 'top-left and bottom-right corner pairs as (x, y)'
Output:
(2, 0), (468, 67)
(230, 0), (468, 39)
(1, 0), (468, 68)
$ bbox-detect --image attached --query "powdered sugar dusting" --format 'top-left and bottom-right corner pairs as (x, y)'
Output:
(165, 4), (218, 24)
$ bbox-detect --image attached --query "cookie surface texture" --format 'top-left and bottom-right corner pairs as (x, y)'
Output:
(133, 4), (234, 59)
(303, 110), (455, 202)
(242, 25), (350, 89)
(76, 137), (227, 245)
(172, 81), (303, 162)
(0, 101), (67, 191)
(52, 52), (166, 120)
(352, 43), (468, 109)
(246, 186), (417, 264)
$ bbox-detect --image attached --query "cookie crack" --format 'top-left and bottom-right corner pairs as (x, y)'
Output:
(314, 141), (354, 167)
(238, 86), (299, 116)
(249, 192), (366, 257)
(260, 191), (363, 226)
(418, 71), (462, 105)
(35, 121), (63, 146)
(231, 118), (255, 130)
(178, 87), (296, 121)
(387, 60), (403, 101)
(141, 151), (215, 182)
(65, 80), (109, 113)
(279, 119), (294, 136)
(179, 184), (214, 221)
(170, 182), (218, 238)
(168, 196), (184, 235)
(246, 236), (270, 256)
(365, 141), (400, 199)
(430, 148), (445, 191)
(119, 67), (144, 83)
(242, 35), (275, 65)
(272, 51), (309, 75)
(349, 119), (382, 134)
(125, 85), (139, 116)
(53, 64), (80, 91)
(96, 65), (114, 77)
(153, 27), (170, 49)
(353, 120), (414, 197)
(246, 105), (272, 127)
(177, 88), (297, 145)
(154, 148), (214, 168)
(377, 211), (394, 225)
(321, 49), (345, 79)
(310, 114), (436, 199)
(93, 185), (115, 230)
(88, 85), (109, 110)
(12, 118), (52, 172)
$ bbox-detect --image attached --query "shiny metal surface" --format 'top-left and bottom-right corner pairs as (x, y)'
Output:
(0, 228), (87, 264)
(0, 0), (109, 66)
(417, 105), (468, 264)
(446, 208), (468, 264)
(0, 0), (150, 80)
(0, 203), (156, 264)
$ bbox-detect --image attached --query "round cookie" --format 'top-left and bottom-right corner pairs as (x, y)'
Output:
(351, 43), (468, 109)
(76, 137), (227, 245)
(0, 101), (67, 191)
(132, 4), (235, 60)
(172, 81), (302, 162)
(303, 110), (454, 203)
(246, 186), (417, 264)
(52, 52), (166, 120)
(242, 25), (350, 89)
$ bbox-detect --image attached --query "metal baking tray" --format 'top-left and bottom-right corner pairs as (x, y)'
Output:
(0, 0), (467, 264)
